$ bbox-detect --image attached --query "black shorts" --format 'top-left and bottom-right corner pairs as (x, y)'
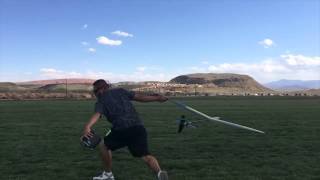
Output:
(104, 126), (150, 157)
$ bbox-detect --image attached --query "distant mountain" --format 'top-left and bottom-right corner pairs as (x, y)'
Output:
(0, 82), (28, 92)
(38, 84), (93, 92)
(304, 89), (320, 96)
(3, 76), (320, 97)
(17, 78), (95, 85)
(169, 73), (271, 92)
(264, 79), (320, 91)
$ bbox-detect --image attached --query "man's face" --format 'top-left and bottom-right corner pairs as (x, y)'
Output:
(93, 83), (109, 96)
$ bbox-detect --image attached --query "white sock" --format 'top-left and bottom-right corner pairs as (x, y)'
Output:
(104, 171), (113, 175)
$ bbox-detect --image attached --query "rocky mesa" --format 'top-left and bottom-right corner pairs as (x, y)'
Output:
(169, 73), (271, 92)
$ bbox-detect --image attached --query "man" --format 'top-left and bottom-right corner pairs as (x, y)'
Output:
(82, 79), (169, 180)
(177, 115), (197, 133)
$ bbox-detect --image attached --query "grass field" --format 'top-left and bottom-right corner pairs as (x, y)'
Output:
(0, 97), (319, 180)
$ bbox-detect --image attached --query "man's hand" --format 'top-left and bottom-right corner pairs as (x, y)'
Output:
(81, 126), (93, 140)
(80, 112), (101, 141)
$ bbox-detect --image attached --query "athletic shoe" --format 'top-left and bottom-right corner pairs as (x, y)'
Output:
(157, 170), (168, 180)
(93, 171), (115, 180)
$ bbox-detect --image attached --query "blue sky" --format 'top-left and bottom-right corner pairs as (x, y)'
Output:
(0, 0), (319, 83)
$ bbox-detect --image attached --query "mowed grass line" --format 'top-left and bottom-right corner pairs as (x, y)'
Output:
(0, 97), (319, 180)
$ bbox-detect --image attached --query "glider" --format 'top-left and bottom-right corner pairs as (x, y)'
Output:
(171, 100), (265, 134)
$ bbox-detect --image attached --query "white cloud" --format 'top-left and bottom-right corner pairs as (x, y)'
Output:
(0, 71), (37, 82)
(96, 36), (122, 46)
(136, 66), (147, 72)
(196, 54), (320, 82)
(81, 41), (89, 46)
(136, 66), (164, 73)
(40, 68), (62, 74)
(39, 68), (174, 83)
(189, 66), (207, 72)
(112, 30), (133, 37)
(40, 68), (82, 79)
(281, 54), (320, 66)
(259, 38), (275, 48)
(8, 54), (319, 83)
(201, 61), (209, 65)
(82, 24), (88, 29)
(88, 48), (96, 53)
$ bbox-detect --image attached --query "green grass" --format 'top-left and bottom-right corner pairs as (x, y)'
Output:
(0, 97), (319, 180)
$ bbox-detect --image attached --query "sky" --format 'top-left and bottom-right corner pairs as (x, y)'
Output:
(0, 0), (319, 83)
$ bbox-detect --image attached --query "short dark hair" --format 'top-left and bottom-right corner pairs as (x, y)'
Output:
(93, 79), (110, 97)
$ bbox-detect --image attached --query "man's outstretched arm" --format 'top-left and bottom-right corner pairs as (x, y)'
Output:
(133, 93), (168, 102)
(81, 112), (101, 139)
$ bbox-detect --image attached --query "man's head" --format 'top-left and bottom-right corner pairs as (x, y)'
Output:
(93, 79), (110, 97)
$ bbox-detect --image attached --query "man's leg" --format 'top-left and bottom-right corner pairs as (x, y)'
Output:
(129, 126), (168, 179)
(142, 155), (161, 173)
(142, 155), (168, 180)
(99, 141), (112, 172)
(92, 142), (114, 180)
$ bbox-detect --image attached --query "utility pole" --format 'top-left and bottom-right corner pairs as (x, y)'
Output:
(65, 78), (68, 99)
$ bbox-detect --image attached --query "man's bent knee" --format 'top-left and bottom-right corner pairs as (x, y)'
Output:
(142, 155), (155, 162)
(99, 141), (111, 152)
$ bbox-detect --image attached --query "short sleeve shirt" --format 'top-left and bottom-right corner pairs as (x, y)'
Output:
(95, 88), (143, 130)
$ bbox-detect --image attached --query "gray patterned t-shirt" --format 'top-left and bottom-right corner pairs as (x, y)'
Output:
(95, 88), (143, 130)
